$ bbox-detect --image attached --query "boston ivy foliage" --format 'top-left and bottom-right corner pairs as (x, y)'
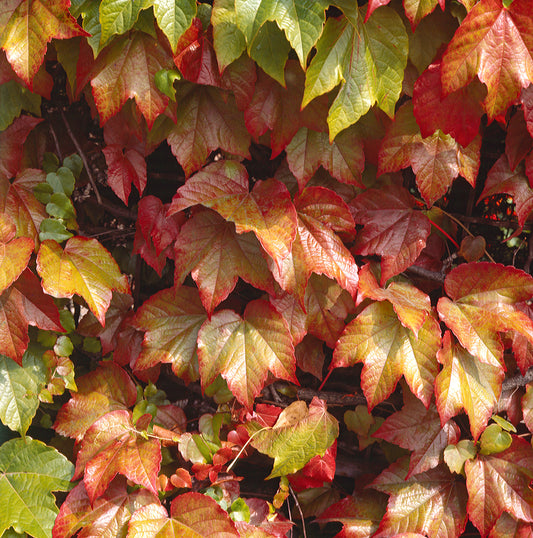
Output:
(1, 0), (533, 536)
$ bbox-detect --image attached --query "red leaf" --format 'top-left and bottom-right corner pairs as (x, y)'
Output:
(37, 237), (130, 326)
(441, 0), (533, 119)
(358, 262), (432, 336)
(350, 184), (431, 284)
(317, 489), (387, 538)
(374, 393), (460, 477)
(371, 459), (468, 538)
(333, 301), (441, 408)
(0, 167), (47, 244)
(288, 442), (336, 491)
(437, 262), (533, 368)
(270, 186), (358, 303)
(173, 18), (221, 87)
(74, 409), (161, 503)
(522, 84), (533, 138)
(465, 437), (533, 536)
(0, 268), (63, 363)
(506, 110), (533, 171)
(131, 286), (207, 383)
(489, 512), (533, 538)
(52, 477), (157, 538)
(167, 85), (251, 176)
(133, 196), (183, 276)
(168, 160), (297, 267)
(173, 209), (274, 314)
(245, 62), (328, 157)
(285, 126), (364, 190)
(197, 300), (297, 409)
(128, 492), (239, 537)
(54, 362), (137, 441)
(413, 59), (484, 147)
(436, 332), (503, 440)
(478, 154), (533, 228)
(0, 213), (33, 295)
(0, 0), (87, 87)
(0, 115), (42, 181)
(378, 102), (480, 206)
(90, 32), (173, 127)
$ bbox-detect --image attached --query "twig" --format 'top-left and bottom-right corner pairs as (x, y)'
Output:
(404, 265), (446, 284)
(60, 109), (102, 204)
(289, 484), (307, 538)
(48, 122), (63, 162)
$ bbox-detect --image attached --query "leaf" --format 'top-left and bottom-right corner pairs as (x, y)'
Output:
(0, 0), (87, 87)
(0, 115), (42, 181)
(303, 7), (408, 140)
(128, 492), (239, 537)
(73, 409), (161, 503)
(332, 301), (441, 408)
(465, 437), (533, 536)
(153, 0), (197, 53)
(506, 110), (533, 171)
(90, 31), (173, 127)
(0, 348), (46, 436)
(435, 332), (504, 440)
(378, 101), (481, 206)
(54, 362), (137, 441)
(285, 126), (365, 190)
(350, 184), (432, 284)
(371, 459), (468, 538)
(197, 299), (297, 409)
(358, 263), (432, 336)
(316, 490), (387, 538)
(0, 269), (63, 364)
(244, 61), (327, 158)
(131, 285), (207, 383)
(211, 0), (247, 71)
(478, 154), (533, 228)
(37, 237), (130, 326)
(52, 476), (158, 538)
(413, 58), (485, 147)
(0, 437), (74, 538)
(522, 84), (533, 138)
(304, 274), (355, 348)
(403, 0), (445, 29)
(167, 85), (251, 176)
(98, 0), (147, 47)
(488, 512), (533, 538)
(270, 186), (358, 303)
(133, 196), (183, 275)
(437, 262), (533, 368)
(235, 0), (327, 69)
(168, 160), (297, 267)
(522, 383), (533, 434)
(441, 0), (533, 119)
(247, 398), (338, 478)
(0, 213), (33, 295)
(444, 440), (477, 476)
(0, 80), (41, 131)
(375, 394), (460, 478)
(173, 209), (274, 314)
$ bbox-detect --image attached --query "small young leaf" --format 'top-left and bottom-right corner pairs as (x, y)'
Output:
(479, 424), (513, 455)
(444, 440), (477, 475)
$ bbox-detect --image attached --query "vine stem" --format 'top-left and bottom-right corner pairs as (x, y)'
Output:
(226, 426), (268, 473)
(436, 207), (496, 263)
(60, 109), (103, 205)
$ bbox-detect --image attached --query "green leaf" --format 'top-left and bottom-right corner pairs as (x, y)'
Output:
(248, 398), (339, 478)
(303, 7), (408, 140)
(152, 0), (197, 53)
(0, 437), (74, 538)
(0, 349), (47, 436)
(99, 0), (149, 47)
(45, 167), (75, 196)
(38, 219), (73, 243)
(235, 0), (328, 68)
(479, 424), (512, 455)
(444, 440), (477, 475)
(212, 0), (247, 71)
(46, 193), (76, 221)
(0, 81), (41, 131)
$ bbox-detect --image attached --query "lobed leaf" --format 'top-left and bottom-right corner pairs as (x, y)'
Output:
(0, 437), (74, 538)
(37, 237), (130, 326)
(333, 301), (440, 408)
(248, 398), (339, 478)
(197, 299), (297, 409)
